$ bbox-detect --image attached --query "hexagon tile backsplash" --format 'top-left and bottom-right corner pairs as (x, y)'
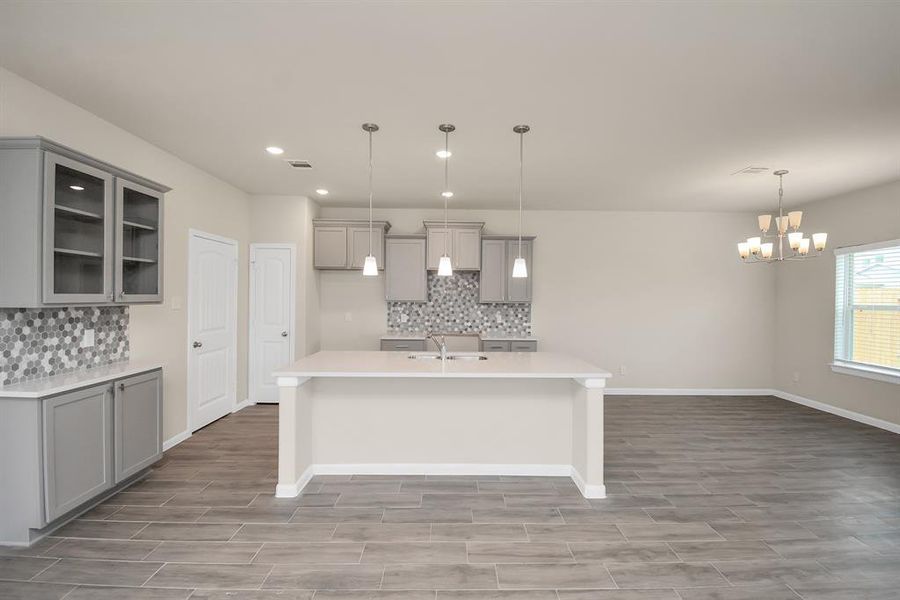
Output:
(0, 307), (129, 387)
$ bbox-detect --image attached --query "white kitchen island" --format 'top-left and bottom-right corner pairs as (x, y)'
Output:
(272, 351), (612, 499)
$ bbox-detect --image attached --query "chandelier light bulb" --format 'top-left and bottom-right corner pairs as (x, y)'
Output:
(761, 243), (774, 259)
(788, 231), (803, 250)
(798, 238), (811, 255)
(437, 255), (453, 277)
(737, 242), (751, 259)
(758, 214), (772, 233)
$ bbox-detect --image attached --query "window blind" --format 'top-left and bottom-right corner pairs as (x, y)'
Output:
(834, 240), (900, 374)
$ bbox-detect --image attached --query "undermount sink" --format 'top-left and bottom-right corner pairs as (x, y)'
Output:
(408, 352), (488, 361)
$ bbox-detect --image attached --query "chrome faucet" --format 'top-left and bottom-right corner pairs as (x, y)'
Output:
(428, 333), (447, 361)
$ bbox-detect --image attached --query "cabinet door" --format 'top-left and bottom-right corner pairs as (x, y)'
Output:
(43, 384), (114, 522)
(510, 340), (537, 352)
(479, 239), (506, 303)
(114, 370), (163, 483)
(426, 228), (452, 270)
(314, 226), (348, 268)
(386, 238), (426, 301)
(481, 340), (511, 352)
(506, 240), (533, 302)
(115, 179), (163, 303)
(380, 339), (427, 351)
(349, 226), (384, 270)
(43, 152), (114, 304)
(453, 228), (481, 270)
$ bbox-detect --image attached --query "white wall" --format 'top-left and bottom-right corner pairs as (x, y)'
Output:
(249, 195), (321, 358)
(0, 67), (253, 441)
(318, 206), (776, 390)
(774, 179), (900, 426)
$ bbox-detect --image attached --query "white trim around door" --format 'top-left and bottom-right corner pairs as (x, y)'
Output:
(249, 243), (297, 404)
(187, 229), (239, 432)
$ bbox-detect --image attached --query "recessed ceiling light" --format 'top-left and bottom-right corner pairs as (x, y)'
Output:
(441, 191), (454, 198)
(69, 185), (84, 191)
(265, 146), (284, 155)
(316, 189), (329, 196)
(436, 150), (452, 158)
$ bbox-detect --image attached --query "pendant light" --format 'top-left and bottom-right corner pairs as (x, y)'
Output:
(512, 125), (530, 278)
(362, 123), (379, 276)
(437, 123), (455, 277)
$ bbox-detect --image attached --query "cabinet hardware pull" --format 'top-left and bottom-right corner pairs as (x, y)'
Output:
(118, 383), (125, 391)
(192, 341), (203, 348)
(281, 331), (288, 337)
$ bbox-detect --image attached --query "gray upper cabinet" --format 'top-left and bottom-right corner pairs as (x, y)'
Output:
(313, 219), (390, 270)
(424, 221), (484, 271)
(116, 179), (164, 303)
(385, 235), (427, 302)
(43, 384), (114, 522)
(479, 236), (535, 303)
(0, 137), (170, 307)
(114, 370), (163, 483)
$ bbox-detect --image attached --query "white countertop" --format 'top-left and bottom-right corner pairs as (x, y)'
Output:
(0, 361), (163, 399)
(273, 350), (610, 380)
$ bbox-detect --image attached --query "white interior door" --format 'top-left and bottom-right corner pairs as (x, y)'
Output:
(250, 244), (296, 404)
(188, 230), (238, 431)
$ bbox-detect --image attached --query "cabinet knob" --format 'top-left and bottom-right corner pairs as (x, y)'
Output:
(281, 331), (288, 337)
(192, 341), (203, 348)
(118, 383), (125, 392)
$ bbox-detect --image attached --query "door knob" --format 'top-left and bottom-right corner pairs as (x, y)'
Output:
(192, 341), (202, 348)
(281, 331), (288, 337)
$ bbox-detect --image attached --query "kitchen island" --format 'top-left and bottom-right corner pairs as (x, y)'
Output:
(272, 351), (612, 498)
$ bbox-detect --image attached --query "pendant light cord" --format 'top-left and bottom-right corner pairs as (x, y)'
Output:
(517, 130), (524, 259)
(444, 130), (449, 256)
(368, 129), (374, 256)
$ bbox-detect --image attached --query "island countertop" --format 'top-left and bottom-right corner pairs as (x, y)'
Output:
(273, 350), (611, 381)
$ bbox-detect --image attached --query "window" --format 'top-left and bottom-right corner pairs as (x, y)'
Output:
(833, 239), (900, 384)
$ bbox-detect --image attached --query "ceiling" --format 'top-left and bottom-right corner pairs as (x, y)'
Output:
(1, 1), (899, 211)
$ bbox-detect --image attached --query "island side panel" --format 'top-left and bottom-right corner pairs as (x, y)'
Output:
(572, 378), (606, 498)
(276, 377), (313, 497)
(308, 377), (573, 471)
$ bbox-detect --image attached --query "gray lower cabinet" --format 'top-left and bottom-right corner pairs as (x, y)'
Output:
(479, 339), (538, 352)
(0, 137), (170, 307)
(480, 236), (534, 303)
(481, 340), (511, 352)
(114, 371), (163, 483)
(380, 339), (427, 351)
(42, 384), (114, 522)
(385, 235), (427, 302)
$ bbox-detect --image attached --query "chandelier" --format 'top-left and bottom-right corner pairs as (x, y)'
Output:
(738, 170), (827, 262)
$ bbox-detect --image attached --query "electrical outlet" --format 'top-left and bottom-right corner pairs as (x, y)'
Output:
(171, 296), (183, 311)
(792, 371), (800, 383)
(495, 312), (503, 323)
(400, 313), (409, 323)
(619, 365), (627, 376)
(81, 329), (95, 348)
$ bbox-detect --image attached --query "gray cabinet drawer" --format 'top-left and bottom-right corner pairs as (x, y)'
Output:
(380, 339), (426, 351)
(43, 384), (114, 523)
(510, 341), (538, 352)
(114, 369), (163, 483)
(481, 340), (511, 352)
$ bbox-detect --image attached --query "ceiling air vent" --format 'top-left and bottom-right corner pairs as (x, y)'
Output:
(731, 166), (769, 175)
(285, 159), (313, 169)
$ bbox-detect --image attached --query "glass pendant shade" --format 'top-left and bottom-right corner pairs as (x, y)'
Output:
(813, 232), (827, 251)
(776, 216), (789, 234)
(788, 231), (803, 250)
(788, 210), (803, 230)
(512, 257), (528, 278)
(761, 242), (774, 259)
(737, 242), (750, 259)
(747, 237), (762, 254)
(758, 214), (772, 232)
(798, 238), (811, 255)
(363, 255), (378, 276)
(438, 255), (453, 277)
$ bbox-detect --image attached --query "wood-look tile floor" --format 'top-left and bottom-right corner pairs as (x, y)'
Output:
(2, 396), (900, 599)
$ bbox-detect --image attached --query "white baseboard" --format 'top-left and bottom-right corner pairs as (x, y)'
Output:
(571, 468), (606, 499)
(162, 429), (191, 451)
(309, 463), (574, 477)
(605, 388), (773, 396)
(772, 389), (900, 435)
(233, 398), (254, 412)
(275, 465), (315, 498)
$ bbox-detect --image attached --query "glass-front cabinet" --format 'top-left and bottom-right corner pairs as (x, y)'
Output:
(116, 179), (163, 302)
(43, 152), (114, 304)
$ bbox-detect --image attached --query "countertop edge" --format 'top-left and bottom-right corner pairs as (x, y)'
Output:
(0, 361), (164, 399)
(272, 370), (612, 380)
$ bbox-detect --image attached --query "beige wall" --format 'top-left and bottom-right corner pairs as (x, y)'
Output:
(774, 179), (900, 426)
(318, 206), (777, 390)
(249, 195), (321, 358)
(0, 67), (253, 441)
